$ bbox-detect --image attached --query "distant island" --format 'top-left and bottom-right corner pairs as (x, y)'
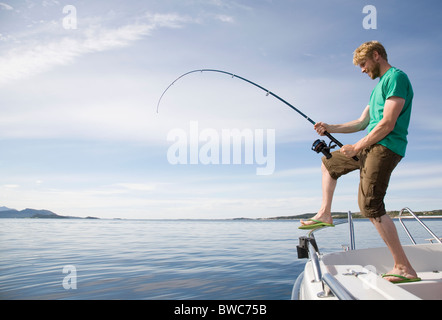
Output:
(258, 209), (442, 220)
(1, 205), (440, 220)
(0, 206), (99, 219)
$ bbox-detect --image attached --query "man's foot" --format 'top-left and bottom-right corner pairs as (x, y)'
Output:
(381, 267), (420, 283)
(298, 219), (335, 230)
(300, 214), (333, 227)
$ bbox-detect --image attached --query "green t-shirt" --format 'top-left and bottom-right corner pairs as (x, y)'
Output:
(367, 67), (413, 157)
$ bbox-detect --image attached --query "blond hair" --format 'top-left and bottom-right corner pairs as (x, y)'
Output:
(353, 41), (388, 65)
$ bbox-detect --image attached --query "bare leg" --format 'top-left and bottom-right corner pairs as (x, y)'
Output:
(370, 215), (418, 280)
(301, 163), (337, 226)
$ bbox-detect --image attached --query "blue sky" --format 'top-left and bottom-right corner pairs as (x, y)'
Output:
(1, 0), (441, 219)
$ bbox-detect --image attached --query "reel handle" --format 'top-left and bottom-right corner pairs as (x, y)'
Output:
(324, 131), (359, 162)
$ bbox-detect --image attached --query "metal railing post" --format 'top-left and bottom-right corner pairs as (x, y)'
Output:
(399, 207), (442, 244)
(308, 241), (322, 282)
(348, 211), (355, 250)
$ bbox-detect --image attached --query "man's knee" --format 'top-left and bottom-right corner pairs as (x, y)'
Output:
(321, 151), (359, 180)
(321, 162), (336, 179)
(358, 195), (386, 219)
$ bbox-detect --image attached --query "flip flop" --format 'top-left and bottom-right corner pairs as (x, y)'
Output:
(381, 274), (422, 284)
(298, 219), (335, 230)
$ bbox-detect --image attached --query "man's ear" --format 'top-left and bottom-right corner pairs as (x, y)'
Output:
(372, 50), (380, 62)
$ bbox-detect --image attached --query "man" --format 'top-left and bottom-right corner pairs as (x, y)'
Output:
(300, 41), (420, 283)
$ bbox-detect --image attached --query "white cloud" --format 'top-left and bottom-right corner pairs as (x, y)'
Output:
(214, 15), (235, 23)
(111, 183), (157, 192)
(2, 184), (19, 188)
(0, 12), (196, 85)
(393, 163), (442, 178)
(42, 0), (59, 8)
(147, 12), (197, 28)
(0, 2), (13, 10)
(389, 163), (442, 192)
(0, 25), (151, 84)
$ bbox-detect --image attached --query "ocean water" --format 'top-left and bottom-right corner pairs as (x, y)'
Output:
(0, 218), (441, 300)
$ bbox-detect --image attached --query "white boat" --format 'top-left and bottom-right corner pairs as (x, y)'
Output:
(292, 208), (442, 300)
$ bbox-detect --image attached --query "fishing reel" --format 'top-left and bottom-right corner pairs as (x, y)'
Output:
(312, 139), (336, 159)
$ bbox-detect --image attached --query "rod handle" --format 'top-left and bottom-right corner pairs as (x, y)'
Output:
(324, 132), (359, 162)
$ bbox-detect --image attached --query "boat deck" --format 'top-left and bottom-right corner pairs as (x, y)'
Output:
(397, 270), (442, 300)
(319, 244), (442, 300)
(294, 209), (442, 300)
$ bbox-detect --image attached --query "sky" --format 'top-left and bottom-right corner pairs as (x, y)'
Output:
(1, 0), (441, 219)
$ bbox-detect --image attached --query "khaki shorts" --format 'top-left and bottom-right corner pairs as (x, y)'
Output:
(322, 144), (402, 219)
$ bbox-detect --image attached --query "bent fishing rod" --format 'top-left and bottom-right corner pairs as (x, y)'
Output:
(157, 69), (358, 161)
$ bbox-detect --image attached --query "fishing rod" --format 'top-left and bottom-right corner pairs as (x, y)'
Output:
(157, 69), (358, 161)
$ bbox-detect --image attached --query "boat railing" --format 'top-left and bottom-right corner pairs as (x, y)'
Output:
(311, 210), (355, 250)
(296, 211), (357, 299)
(321, 273), (357, 300)
(295, 208), (441, 300)
(398, 207), (442, 245)
(296, 234), (357, 300)
(305, 213), (352, 282)
(347, 210), (355, 250)
(307, 240), (322, 282)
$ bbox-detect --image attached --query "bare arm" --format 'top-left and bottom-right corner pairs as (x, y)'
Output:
(314, 105), (370, 135)
(340, 97), (405, 158)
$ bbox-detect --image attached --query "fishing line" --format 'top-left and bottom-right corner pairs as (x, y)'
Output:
(157, 69), (358, 161)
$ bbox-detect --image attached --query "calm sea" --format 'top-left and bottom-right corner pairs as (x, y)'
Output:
(1, 218), (441, 300)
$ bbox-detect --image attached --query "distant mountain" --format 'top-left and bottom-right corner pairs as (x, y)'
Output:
(0, 208), (66, 219)
(0, 206), (15, 212)
(0, 207), (99, 219)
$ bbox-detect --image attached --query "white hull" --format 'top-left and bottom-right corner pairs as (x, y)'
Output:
(292, 209), (442, 300)
(294, 243), (442, 300)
